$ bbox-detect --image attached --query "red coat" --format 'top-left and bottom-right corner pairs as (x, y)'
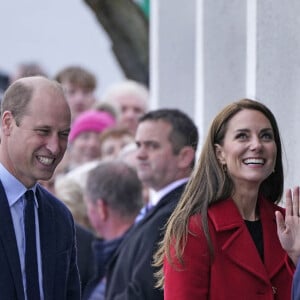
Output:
(164, 196), (295, 300)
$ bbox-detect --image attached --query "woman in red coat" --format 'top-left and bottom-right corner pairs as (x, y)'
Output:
(154, 99), (300, 299)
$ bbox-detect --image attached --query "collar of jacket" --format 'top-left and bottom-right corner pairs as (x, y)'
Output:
(207, 196), (287, 282)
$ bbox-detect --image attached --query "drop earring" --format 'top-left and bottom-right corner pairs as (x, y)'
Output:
(222, 164), (227, 173)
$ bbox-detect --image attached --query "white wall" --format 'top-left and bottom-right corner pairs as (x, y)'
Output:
(0, 0), (124, 99)
(151, 0), (300, 195)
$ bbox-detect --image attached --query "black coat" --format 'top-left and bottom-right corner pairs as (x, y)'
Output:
(75, 223), (95, 294)
(105, 184), (186, 300)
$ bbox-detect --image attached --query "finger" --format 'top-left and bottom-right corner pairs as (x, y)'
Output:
(275, 211), (285, 233)
(285, 188), (292, 216)
(292, 186), (300, 217)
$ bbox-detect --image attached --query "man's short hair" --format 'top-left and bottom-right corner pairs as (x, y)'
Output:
(139, 108), (198, 155)
(86, 161), (143, 219)
(54, 66), (96, 91)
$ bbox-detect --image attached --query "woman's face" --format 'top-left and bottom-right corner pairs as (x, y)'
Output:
(101, 134), (134, 160)
(69, 131), (102, 166)
(215, 109), (277, 190)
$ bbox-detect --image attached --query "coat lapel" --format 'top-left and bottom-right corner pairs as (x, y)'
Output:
(36, 187), (56, 300)
(259, 198), (287, 278)
(108, 184), (186, 268)
(140, 184), (186, 225)
(0, 182), (25, 299)
(208, 197), (285, 285)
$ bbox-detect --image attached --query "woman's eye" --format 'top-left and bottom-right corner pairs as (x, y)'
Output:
(261, 132), (274, 140)
(236, 133), (247, 140)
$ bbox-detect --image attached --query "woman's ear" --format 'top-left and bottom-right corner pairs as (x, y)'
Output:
(214, 144), (226, 165)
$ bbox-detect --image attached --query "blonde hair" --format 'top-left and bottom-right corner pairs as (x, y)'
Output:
(101, 80), (149, 111)
(55, 176), (93, 231)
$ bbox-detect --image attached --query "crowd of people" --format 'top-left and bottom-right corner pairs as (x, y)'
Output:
(1, 63), (300, 300)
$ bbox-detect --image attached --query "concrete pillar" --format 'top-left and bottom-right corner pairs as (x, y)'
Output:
(150, 0), (197, 117)
(150, 0), (300, 194)
(255, 0), (300, 189)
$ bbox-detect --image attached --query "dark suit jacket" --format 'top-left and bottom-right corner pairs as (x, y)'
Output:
(105, 184), (186, 300)
(292, 259), (300, 300)
(75, 223), (95, 294)
(0, 182), (81, 300)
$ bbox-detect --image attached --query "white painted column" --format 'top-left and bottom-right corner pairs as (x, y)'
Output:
(150, 0), (197, 117)
(246, 0), (257, 98)
(150, 0), (300, 195)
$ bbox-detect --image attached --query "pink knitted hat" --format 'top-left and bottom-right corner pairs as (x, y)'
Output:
(69, 110), (116, 142)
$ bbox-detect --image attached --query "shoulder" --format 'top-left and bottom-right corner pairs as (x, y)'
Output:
(145, 187), (185, 231)
(36, 184), (74, 220)
(188, 214), (209, 242)
(259, 195), (285, 216)
(156, 183), (187, 212)
(75, 223), (95, 243)
(166, 183), (187, 200)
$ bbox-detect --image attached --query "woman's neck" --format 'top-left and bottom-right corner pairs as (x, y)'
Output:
(232, 188), (260, 221)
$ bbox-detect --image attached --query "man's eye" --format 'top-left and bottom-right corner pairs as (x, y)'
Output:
(59, 132), (69, 139)
(148, 143), (159, 149)
(36, 129), (50, 136)
(66, 89), (76, 95)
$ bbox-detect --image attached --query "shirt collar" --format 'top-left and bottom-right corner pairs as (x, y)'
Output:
(0, 163), (38, 207)
(150, 177), (189, 206)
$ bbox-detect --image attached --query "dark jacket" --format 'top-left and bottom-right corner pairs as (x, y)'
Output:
(75, 223), (95, 294)
(83, 235), (125, 300)
(292, 249), (300, 299)
(0, 182), (81, 300)
(105, 184), (186, 300)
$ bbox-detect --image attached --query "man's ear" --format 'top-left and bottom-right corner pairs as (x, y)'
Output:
(96, 198), (108, 221)
(214, 144), (226, 164)
(177, 146), (195, 169)
(1, 111), (14, 135)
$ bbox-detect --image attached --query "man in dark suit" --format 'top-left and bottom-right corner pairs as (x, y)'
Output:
(105, 108), (198, 300)
(0, 76), (81, 299)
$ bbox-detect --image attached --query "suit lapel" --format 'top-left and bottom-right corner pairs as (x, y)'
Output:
(259, 198), (286, 278)
(36, 187), (56, 300)
(208, 197), (284, 284)
(0, 182), (25, 299)
(108, 184), (186, 268)
(140, 184), (186, 225)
